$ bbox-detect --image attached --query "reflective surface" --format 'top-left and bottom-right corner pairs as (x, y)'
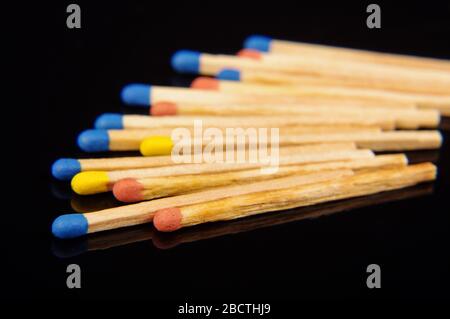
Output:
(10, 2), (450, 302)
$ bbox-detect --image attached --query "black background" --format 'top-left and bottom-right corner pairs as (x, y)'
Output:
(8, 0), (450, 307)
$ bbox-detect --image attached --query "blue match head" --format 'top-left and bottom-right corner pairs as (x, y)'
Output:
(171, 50), (201, 74)
(51, 158), (81, 181)
(217, 69), (241, 81)
(121, 83), (151, 106)
(52, 214), (88, 239)
(95, 113), (124, 129)
(77, 129), (110, 152)
(244, 35), (272, 52)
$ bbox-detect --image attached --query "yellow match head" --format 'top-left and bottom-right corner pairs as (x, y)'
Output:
(71, 171), (110, 195)
(140, 136), (174, 156)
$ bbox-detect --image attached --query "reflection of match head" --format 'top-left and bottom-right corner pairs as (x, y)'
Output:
(153, 208), (183, 232)
(171, 50), (201, 74)
(243, 35), (272, 52)
(112, 178), (144, 203)
(120, 83), (151, 106)
(52, 158), (81, 181)
(71, 171), (110, 195)
(52, 213), (88, 239)
(140, 136), (174, 156)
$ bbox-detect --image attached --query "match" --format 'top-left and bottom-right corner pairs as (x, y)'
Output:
(153, 163), (436, 232)
(71, 147), (374, 195)
(112, 154), (407, 202)
(52, 169), (353, 238)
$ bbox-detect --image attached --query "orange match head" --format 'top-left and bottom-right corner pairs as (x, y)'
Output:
(150, 102), (178, 116)
(237, 49), (262, 60)
(112, 178), (144, 203)
(190, 77), (220, 90)
(153, 207), (182, 232)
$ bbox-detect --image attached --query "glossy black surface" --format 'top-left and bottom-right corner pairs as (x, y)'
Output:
(10, 1), (450, 303)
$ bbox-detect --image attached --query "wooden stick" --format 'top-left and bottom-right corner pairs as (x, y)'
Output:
(77, 127), (382, 152)
(152, 163), (436, 231)
(55, 183), (432, 253)
(190, 51), (450, 95)
(152, 183), (433, 250)
(218, 67), (450, 97)
(191, 77), (450, 115)
(121, 114), (395, 130)
(53, 142), (357, 181)
(139, 130), (441, 156)
(113, 154), (407, 202)
(148, 101), (439, 129)
(71, 148), (374, 195)
(244, 36), (450, 72)
(52, 169), (353, 238)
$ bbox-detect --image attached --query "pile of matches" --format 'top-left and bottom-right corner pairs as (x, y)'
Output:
(51, 35), (448, 240)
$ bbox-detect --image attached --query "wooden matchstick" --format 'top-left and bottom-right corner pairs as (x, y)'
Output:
(152, 163), (436, 232)
(192, 77), (450, 116)
(77, 127), (382, 153)
(94, 114), (395, 131)
(146, 102), (439, 129)
(52, 169), (353, 238)
(71, 147), (374, 195)
(152, 183), (433, 250)
(170, 50), (450, 95)
(217, 68), (450, 115)
(243, 35), (450, 72)
(53, 142), (358, 180)
(113, 154), (407, 202)
(138, 130), (441, 156)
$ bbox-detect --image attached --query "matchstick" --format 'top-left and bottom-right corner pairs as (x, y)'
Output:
(244, 35), (450, 72)
(192, 76), (450, 116)
(70, 148), (374, 195)
(152, 163), (436, 232)
(77, 126), (383, 153)
(152, 184), (433, 250)
(139, 130), (442, 156)
(53, 142), (358, 180)
(145, 102), (439, 129)
(217, 68), (450, 116)
(52, 169), (353, 239)
(171, 50), (450, 95)
(120, 83), (304, 107)
(94, 113), (395, 131)
(112, 154), (407, 202)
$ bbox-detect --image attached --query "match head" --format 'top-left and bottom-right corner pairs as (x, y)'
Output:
(217, 69), (241, 81)
(51, 158), (81, 181)
(190, 77), (219, 90)
(52, 214), (88, 239)
(112, 178), (144, 203)
(71, 171), (110, 195)
(140, 136), (174, 156)
(94, 113), (124, 129)
(171, 50), (201, 74)
(150, 102), (178, 116)
(77, 129), (110, 152)
(243, 35), (272, 52)
(121, 83), (151, 106)
(237, 49), (262, 60)
(153, 207), (182, 232)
